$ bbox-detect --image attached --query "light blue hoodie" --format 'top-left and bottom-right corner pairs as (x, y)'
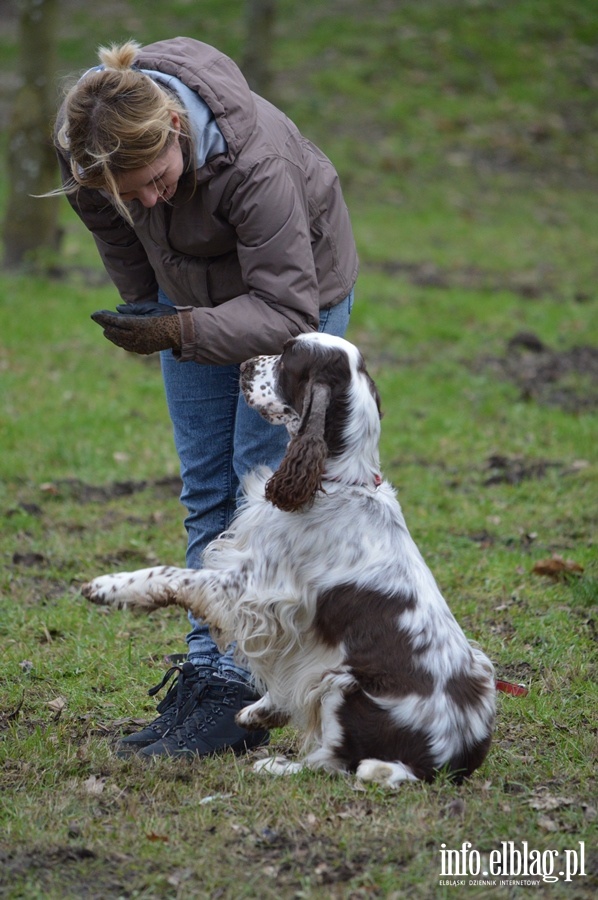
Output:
(140, 68), (228, 168)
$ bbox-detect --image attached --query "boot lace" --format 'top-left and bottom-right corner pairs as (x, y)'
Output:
(147, 663), (204, 737)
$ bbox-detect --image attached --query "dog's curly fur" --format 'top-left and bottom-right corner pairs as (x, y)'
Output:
(82, 333), (495, 785)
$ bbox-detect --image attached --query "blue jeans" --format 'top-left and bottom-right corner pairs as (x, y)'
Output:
(160, 289), (354, 680)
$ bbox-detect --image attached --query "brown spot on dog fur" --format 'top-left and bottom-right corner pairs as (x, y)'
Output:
(335, 687), (436, 780)
(446, 670), (492, 710)
(313, 584), (433, 697)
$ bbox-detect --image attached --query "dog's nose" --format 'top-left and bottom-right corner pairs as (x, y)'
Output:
(239, 360), (248, 373)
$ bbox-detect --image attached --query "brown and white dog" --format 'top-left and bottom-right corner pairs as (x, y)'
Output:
(82, 333), (495, 785)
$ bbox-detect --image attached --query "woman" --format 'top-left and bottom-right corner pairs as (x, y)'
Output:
(55, 37), (358, 759)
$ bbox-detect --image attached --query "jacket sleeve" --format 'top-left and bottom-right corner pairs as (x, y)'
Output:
(55, 149), (159, 304)
(178, 155), (321, 365)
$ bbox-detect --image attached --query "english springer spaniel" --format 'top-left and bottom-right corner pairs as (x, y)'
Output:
(82, 333), (495, 785)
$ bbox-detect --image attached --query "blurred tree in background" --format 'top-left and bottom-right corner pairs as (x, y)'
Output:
(1, 0), (279, 270)
(242, 0), (277, 99)
(2, 0), (61, 269)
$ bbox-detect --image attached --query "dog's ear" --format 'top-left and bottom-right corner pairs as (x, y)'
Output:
(265, 381), (331, 512)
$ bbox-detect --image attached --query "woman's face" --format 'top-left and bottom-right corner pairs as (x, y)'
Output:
(115, 113), (184, 208)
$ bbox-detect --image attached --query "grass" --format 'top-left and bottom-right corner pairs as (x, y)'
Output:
(1, 1), (597, 897)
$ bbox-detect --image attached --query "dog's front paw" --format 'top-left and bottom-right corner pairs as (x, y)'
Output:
(236, 704), (262, 730)
(237, 697), (275, 730)
(81, 574), (132, 609)
(238, 706), (291, 731)
(236, 695), (291, 731)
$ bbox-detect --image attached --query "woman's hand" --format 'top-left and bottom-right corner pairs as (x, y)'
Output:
(91, 302), (182, 354)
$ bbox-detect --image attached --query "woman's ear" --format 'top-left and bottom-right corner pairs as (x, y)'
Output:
(170, 111), (181, 134)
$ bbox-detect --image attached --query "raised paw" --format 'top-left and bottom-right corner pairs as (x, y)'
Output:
(80, 565), (185, 612)
(81, 573), (134, 608)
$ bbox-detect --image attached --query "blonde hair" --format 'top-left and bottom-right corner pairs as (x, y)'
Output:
(55, 40), (190, 221)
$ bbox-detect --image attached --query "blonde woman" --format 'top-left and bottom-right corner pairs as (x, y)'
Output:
(55, 37), (358, 760)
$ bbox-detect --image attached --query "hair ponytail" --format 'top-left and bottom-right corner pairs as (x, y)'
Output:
(98, 39), (141, 70)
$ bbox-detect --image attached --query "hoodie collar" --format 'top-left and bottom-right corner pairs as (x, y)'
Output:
(141, 68), (228, 170)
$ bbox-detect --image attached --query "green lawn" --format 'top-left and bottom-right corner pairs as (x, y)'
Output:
(1, 1), (597, 897)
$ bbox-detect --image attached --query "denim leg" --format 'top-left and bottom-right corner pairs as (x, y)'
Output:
(160, 288), (354, 680)
(160, 351), (241, 670)
(317, 288), (354, 338)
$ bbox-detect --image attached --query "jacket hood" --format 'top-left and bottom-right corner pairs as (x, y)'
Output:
(136, 38), (257, 163)
(140, 68), (228, 169)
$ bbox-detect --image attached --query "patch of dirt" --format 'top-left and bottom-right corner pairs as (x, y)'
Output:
(0, 809), (407, 898)
(0, 842), (156, 899)
(6, 502), (43, 518)
(38, 476), (182, 504)
(365, 259), (569, 299)
(2, 574), (73, 608)
(392, 451), (584, 492)
(497, 661), (536, 683)
(483, 453), (562, 486)
(11, 551), (49, 568)
(477, 331), (598, 412)
(226, 826), (401, 894)
(0, 843), (93, 878)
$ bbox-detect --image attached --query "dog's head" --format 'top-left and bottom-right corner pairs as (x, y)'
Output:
(241, 333), (381, 512)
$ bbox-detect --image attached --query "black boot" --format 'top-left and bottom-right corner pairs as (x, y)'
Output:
(139, 672), (269, 759)
(116, 662), (210, 756)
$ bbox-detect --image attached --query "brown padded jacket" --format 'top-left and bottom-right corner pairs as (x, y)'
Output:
(55, 37), (359, 364)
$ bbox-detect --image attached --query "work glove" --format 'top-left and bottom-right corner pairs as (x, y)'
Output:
(91, 301), (182, 355)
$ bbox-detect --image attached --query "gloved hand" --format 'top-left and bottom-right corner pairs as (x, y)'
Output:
(91, 301), (182, 355)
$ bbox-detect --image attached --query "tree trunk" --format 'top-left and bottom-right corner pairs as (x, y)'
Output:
(242, 0), (277, 100)
(3, 0), (61, 269)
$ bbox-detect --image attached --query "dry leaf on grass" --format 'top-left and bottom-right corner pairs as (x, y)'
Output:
(39, 482), (59, 495)
(199, 792), (233, 805)
(537, 815), (559, 832)
(47, 696), (67, 713)
(82, 775), (105, 795)
(532, 554), (584, 581)
(529, 794), (575, 811)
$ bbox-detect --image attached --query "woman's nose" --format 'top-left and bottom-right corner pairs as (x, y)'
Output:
(138, 185), (161, 207)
